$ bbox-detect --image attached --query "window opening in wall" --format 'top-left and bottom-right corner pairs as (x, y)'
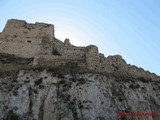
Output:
(28, 27), (31, 30)
(27, 40), (31, 43)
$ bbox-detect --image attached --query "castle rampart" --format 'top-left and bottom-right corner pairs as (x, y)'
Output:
(0, 19), (159, 81)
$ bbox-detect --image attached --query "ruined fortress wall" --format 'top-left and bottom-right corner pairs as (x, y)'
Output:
(99, 53), (107, 72)
(0, 37), (41, 58)
(102, 55), (127, 73)
(1, 19), (54, 41)
(61, 46), (86, 58)
(1, 19), (159, 81)
(33, 55), (86, 68)
(0, 19), (54, 58)
(124, 65), (160, 81)
(33, 43), (87, 68)
(52, 42), (86, 59)
(98, 55), (160, 81)
(86, 45), (100, 71)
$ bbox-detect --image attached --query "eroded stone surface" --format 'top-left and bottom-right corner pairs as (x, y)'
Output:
(0, 69), (160, 120)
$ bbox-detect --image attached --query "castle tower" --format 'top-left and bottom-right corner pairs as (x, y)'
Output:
(0, 19), (54, 58)
(1, 19), (54, 42)
(86, 45), (100, 71)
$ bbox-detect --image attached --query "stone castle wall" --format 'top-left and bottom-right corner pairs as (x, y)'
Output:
(1, 19), (54, 41)
(0, 19), (159, 81)
(0, 37), (40, 58)
(33, 55), (86, 69)
(86, 45), (100, 71)
(0, 19), (54, 58)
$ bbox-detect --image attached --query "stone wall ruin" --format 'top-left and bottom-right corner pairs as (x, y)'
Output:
(0, 19), (159, 81)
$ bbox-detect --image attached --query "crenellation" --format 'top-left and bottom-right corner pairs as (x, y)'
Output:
(0, 19), (159, 81)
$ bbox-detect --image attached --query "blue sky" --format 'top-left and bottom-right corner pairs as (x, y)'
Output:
(0, 0), (160, 75)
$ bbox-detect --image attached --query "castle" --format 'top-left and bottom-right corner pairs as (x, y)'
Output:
(0, 19), (118, 72)
(0, 19), (159, 80)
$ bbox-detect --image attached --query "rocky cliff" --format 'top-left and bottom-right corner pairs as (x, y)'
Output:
(0, 19), (160, 120)
(0, 64), (160, 120)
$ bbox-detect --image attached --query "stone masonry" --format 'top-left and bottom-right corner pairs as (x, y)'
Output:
(0, 19), (54, 58)
(0, 19), (159, 81)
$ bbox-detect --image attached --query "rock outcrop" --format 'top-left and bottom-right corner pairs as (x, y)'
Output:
(0, 68), (160, 120)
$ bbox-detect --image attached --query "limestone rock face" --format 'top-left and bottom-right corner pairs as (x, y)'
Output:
(0, 69), (160, 120)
